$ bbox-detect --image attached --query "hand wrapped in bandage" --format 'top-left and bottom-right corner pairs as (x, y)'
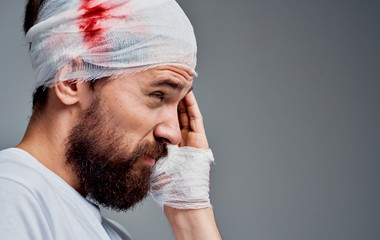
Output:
(150, 145), (214, 209)
(150, 91), (214, 209)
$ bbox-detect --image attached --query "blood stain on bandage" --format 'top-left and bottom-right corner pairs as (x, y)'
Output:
(77, 0), (128, 49)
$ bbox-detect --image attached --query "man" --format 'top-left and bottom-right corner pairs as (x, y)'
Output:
(0, 0), (221, 239)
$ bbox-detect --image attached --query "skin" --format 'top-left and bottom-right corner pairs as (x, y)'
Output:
(17, 63), (221, 239)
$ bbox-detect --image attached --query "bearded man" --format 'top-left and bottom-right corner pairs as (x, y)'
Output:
(0, 0), (221, 239)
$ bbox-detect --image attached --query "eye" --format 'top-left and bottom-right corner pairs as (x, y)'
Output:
(149, 91), (165, 102)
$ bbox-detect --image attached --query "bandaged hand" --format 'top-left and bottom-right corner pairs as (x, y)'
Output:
(150, 145), (214, 209)
(150, 91), (214, 209)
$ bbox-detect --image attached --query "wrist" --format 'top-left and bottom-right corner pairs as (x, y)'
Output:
(164, 206), (221, 240)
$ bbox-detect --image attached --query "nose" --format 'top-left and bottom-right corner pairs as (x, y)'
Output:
(153, 111), (182, 145)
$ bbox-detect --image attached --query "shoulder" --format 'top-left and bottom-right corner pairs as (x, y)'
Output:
(0, 148), (112, 240)
(0, 148), (55, 195)
(0, 147), (53, 212)
(0, 176), (54, 239)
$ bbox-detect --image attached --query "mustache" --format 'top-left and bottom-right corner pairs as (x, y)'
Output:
(131, 141), (168, 162)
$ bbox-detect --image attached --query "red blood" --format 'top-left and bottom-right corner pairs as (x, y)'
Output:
(77, 0), (127, 49)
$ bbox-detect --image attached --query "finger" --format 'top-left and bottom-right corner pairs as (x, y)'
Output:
(183, 91), (202, 121)
(178, 100), (189, 146)
(183, 91), (206, 134)
(178, 100), (189, 130)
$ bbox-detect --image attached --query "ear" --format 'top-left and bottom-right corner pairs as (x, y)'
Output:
(53, 58), (93, 107)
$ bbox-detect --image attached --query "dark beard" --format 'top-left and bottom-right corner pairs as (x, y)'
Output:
(65, 98), (168, 211)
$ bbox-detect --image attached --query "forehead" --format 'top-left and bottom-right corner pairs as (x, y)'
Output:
(142, 65), (194, 87)
(96, 65), (194, 95)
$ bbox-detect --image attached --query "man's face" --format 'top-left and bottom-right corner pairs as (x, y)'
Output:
(65, 65), (194, 211)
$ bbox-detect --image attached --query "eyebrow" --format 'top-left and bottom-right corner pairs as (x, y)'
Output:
(150, 79), (193, 94)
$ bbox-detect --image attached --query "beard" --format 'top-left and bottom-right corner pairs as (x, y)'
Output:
(65, 97), (168, 211)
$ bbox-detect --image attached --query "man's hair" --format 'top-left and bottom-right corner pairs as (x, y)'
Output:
(24, 0), (47, 114)
(24, 0), (45, 35)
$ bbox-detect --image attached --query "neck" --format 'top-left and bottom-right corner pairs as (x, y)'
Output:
(16, 111), (83, 194)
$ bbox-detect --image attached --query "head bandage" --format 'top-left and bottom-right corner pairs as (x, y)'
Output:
(26, 0), (197, 88)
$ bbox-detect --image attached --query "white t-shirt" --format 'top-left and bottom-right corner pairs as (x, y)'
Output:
(0, 148), (133, 240)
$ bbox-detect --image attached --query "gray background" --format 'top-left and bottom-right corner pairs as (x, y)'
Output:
(1, 0), (379, 239)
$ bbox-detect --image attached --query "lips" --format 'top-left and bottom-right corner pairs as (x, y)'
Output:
(142, 157), (156, 167)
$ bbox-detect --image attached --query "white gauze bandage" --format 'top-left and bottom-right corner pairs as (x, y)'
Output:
(150, 145), (215, 209)
(26, 0), (197, 88)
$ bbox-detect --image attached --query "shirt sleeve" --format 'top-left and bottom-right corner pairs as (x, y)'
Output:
(0, 178), (54, 240)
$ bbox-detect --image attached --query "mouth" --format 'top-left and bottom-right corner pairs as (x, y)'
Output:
(142, 156), (156, 167)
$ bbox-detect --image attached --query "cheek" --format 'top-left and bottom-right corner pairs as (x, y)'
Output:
(99, 80), (169, 140)
(106, 96), (162, 138)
